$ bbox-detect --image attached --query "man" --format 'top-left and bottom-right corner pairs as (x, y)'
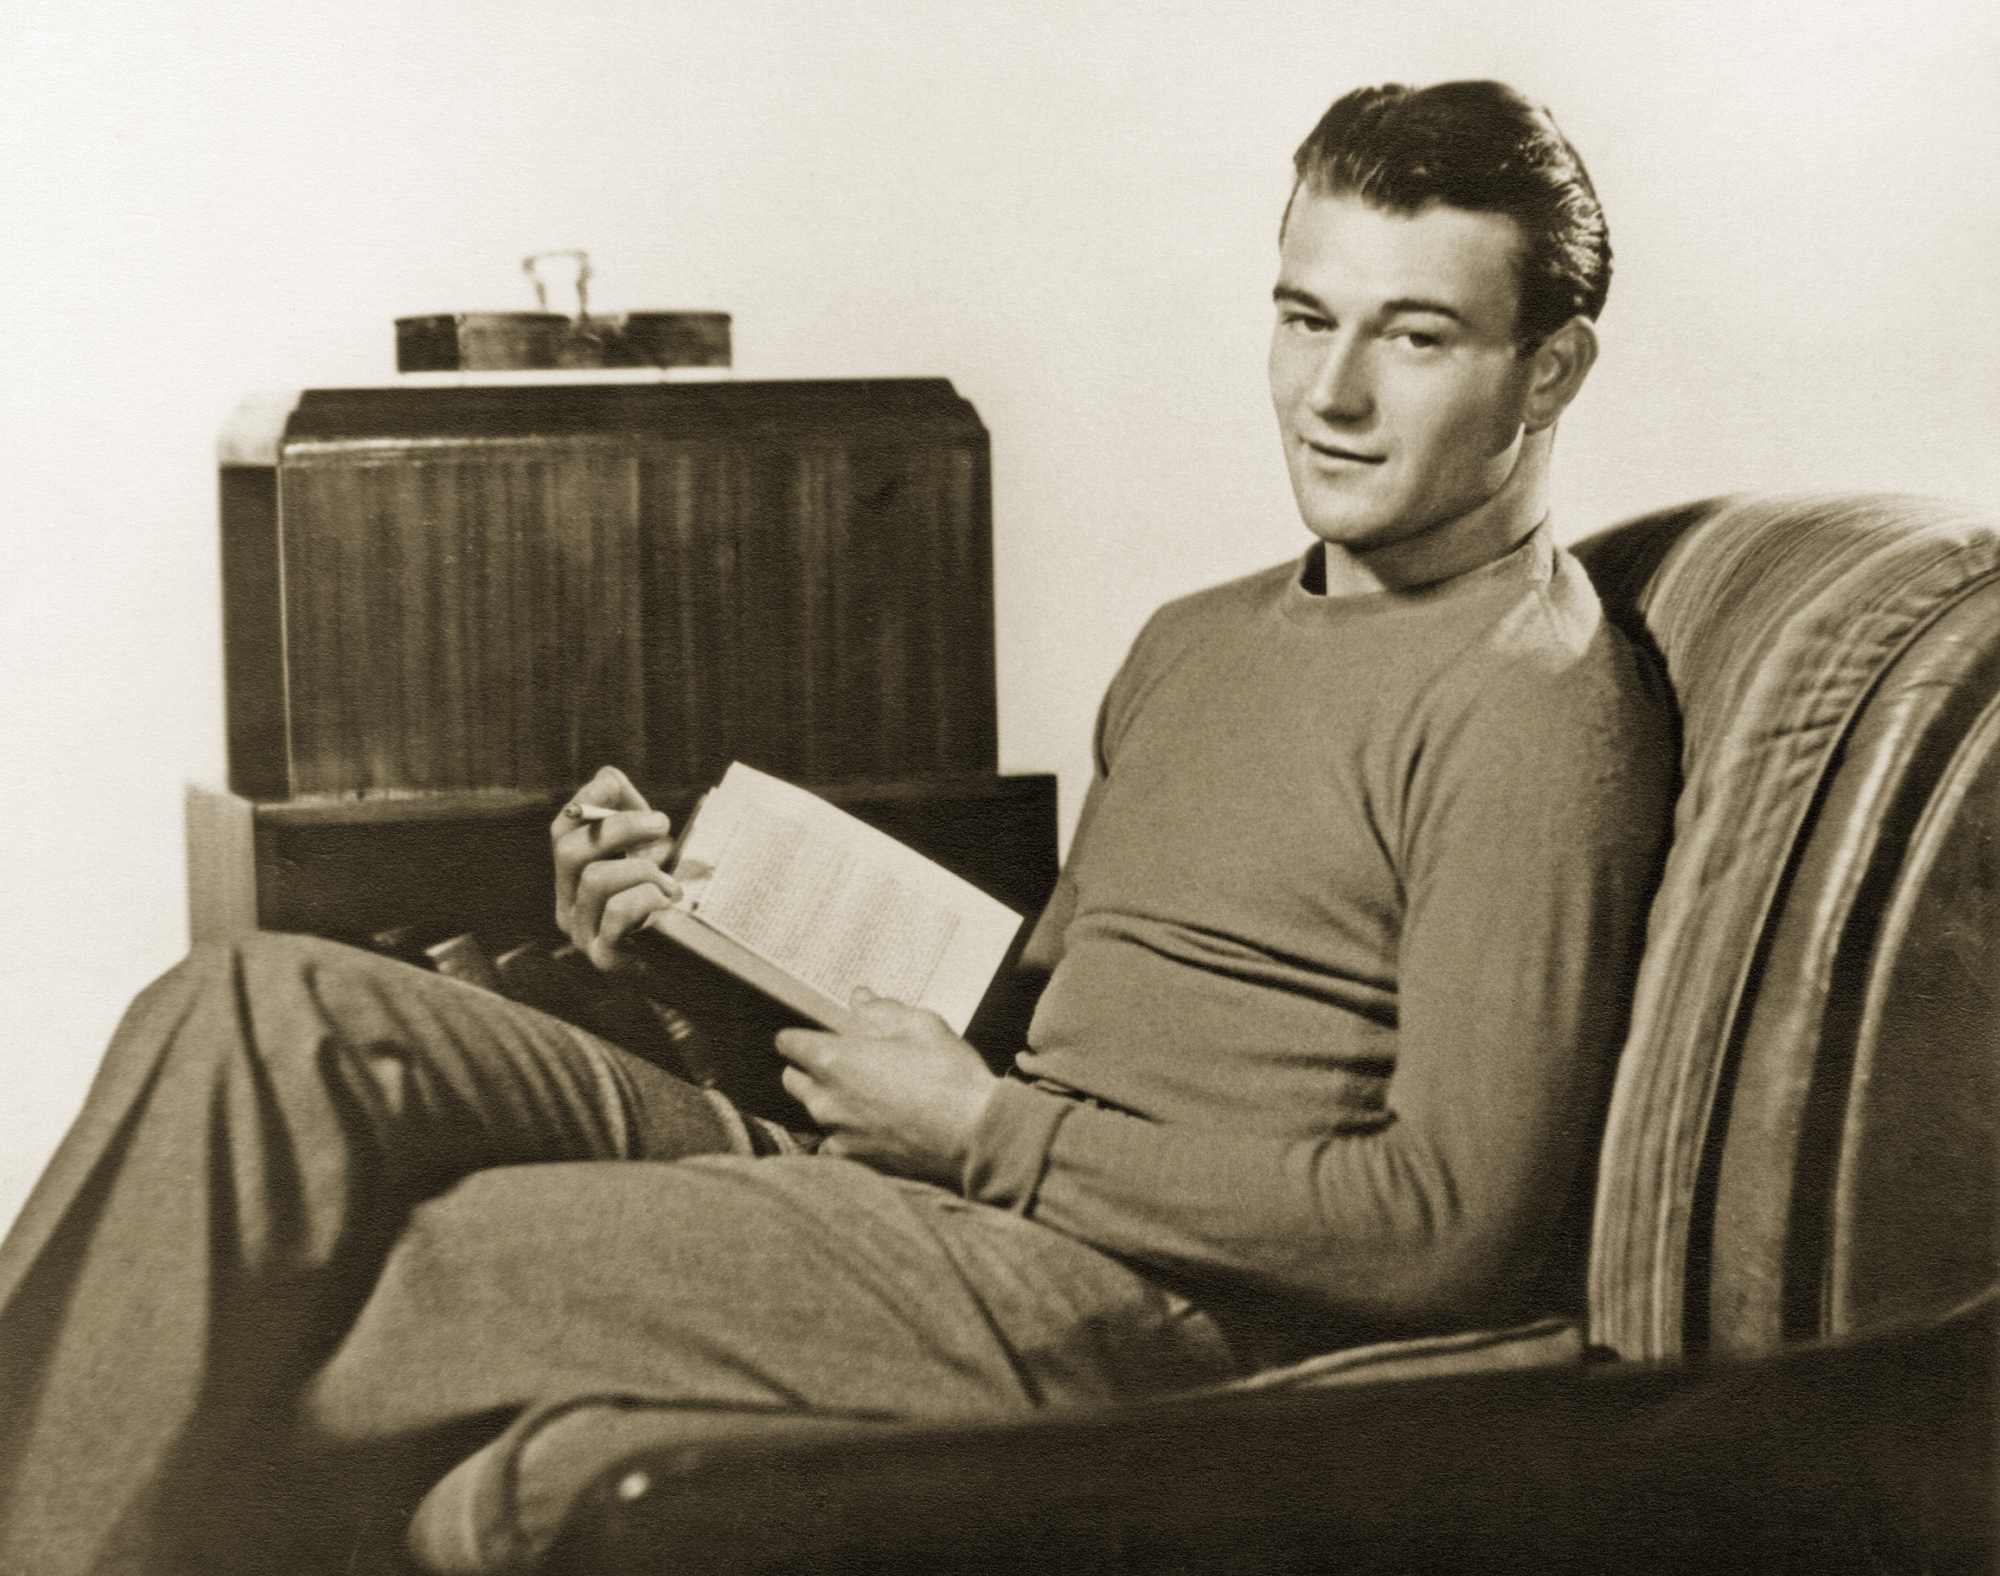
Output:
(0, 80), (1675, 1574)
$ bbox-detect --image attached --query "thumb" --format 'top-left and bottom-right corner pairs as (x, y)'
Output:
(847, 985), (914, 1031)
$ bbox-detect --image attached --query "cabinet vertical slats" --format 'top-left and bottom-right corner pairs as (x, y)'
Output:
(222, 379), (994, 800)
(277, 443), (648, 794)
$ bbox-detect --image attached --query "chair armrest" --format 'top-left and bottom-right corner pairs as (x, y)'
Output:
(548, 1290), (1995, 1576)
(411, 1320), (1587, 1573)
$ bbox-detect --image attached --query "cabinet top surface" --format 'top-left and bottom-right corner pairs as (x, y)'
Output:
(223, 377), (985, 464)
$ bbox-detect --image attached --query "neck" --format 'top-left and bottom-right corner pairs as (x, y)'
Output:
(1319, 429), (1553, 597)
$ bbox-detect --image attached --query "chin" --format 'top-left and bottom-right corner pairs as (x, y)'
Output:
(1288, 473), (1406, 549)
(1298, 504), (1404, 551)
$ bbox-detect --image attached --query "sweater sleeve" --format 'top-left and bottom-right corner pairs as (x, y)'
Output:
(1014, 619), (1149, 979)
(961, 633), (1677, 1332)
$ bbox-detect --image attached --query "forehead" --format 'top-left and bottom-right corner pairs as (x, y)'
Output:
(1278, 189), (1523, 328)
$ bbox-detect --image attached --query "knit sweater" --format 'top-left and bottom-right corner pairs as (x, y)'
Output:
(960, 524), (1678, 1359)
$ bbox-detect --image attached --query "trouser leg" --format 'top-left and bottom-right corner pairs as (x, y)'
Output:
(0, 933), (741, 1576)
(307, 1155), (1240, 1573)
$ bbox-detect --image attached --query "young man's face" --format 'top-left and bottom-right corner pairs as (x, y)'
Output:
(1269, 189), (1536, 555)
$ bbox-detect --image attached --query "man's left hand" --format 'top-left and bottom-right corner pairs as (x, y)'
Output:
(774, 991), (1000, 1187)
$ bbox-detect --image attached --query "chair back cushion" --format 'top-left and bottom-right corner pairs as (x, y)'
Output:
(1576, 493), (2000, 1360)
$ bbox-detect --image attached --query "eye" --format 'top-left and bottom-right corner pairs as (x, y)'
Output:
(1280, 309), (1332, 335)
(1391, 329), (1444, 351)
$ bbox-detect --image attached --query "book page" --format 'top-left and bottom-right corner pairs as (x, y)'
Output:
(664, 763), (1022, 1033)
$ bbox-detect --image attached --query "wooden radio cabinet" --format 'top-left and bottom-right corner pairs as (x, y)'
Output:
(218, 377), (1000, 802)
(192, 377), (1057, 1025)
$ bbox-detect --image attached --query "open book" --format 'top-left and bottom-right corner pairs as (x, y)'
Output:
(641, 763), (1024, 1036)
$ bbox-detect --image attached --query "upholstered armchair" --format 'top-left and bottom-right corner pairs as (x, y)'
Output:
(397, 492), (1997, 1575)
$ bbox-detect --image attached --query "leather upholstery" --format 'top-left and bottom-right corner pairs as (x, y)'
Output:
(559, 1288), (1996, 1576)
(1800, 583), (2000, 1339)
(1576, 493), (2000, 1358)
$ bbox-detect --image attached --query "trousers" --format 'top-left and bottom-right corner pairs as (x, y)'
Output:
(0, 935), (1239, 1575)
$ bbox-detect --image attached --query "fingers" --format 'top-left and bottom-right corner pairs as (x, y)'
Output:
(773, 1027), (833, 1075)
(573, 854), (680, 935)
(843, 988), (944, 1038)
(552, 767), (673, 931)
(771, 1007), (939, 1075)
(555, 811), (674, 926)
(550, 765), (649, 841)
(584, 880), (677, 972)
(779, 1062), (819, 1113)
(572, 857), (681, 966)
(778, 1041), (866, 1146)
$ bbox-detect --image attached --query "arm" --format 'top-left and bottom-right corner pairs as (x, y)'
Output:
(962, 645), (1678, 1331)
(770, 657), (1125, 1178)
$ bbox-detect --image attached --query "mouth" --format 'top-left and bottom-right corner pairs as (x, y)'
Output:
(1302, 438), (1386, 466)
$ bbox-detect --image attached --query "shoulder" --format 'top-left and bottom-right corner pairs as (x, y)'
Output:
(1410, 548), (1680, 807)
(1451, 549), (1667, 724)
(1398, 549), (1681, 885)
(1131, 557), (1296, 659)
(1097, 556), (1298, 754)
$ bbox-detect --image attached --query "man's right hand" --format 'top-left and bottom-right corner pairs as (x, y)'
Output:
(550, 765), (681, 972)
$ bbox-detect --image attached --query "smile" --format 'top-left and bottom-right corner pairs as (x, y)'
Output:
(1303, 439), (1386, 465)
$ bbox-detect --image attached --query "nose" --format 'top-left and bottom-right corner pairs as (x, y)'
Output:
(1306, 332), (1374, 424)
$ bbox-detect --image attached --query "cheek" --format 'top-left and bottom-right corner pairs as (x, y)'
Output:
(1405, 377), (1520, 467)
(1267, 337), (1311, 418)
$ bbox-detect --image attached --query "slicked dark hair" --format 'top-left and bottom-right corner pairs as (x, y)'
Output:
(1285, 80), (1611, 350)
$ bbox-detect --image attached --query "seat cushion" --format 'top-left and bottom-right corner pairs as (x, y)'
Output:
(1199, 1314), (1585, 1394)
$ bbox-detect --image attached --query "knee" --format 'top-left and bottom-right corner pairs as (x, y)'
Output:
(302, 1168), (597, 1446)
(182, 929), (362, 985)
(363, 1168), (570, 1315)
(406, 1166), (580, 1247)
(120, 932), (394, 1085)
(172, 931), (404, 1017)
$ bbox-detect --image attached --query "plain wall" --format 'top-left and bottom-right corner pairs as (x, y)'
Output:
(4, 0), (1997, 1229)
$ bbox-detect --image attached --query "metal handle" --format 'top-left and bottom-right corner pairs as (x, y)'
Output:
(522, 249), (593, 321)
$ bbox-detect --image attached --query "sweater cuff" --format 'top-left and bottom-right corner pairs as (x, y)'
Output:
(961, 1078), (1073, 1213)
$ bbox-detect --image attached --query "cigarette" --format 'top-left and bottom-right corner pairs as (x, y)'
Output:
(565, 803), (621, 822)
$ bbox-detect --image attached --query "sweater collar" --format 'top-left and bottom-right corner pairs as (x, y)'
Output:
(1281, 521), (1556, 625)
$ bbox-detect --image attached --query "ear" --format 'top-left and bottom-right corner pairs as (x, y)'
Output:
(1521, 315), (1599, 433)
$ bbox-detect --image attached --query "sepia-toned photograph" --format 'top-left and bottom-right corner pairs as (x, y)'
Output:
(3, 2), (1995, 1570)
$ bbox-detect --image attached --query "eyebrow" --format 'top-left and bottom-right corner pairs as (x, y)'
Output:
(1271, 284), (1467, 325)
(1382, 297), (1467, 324)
